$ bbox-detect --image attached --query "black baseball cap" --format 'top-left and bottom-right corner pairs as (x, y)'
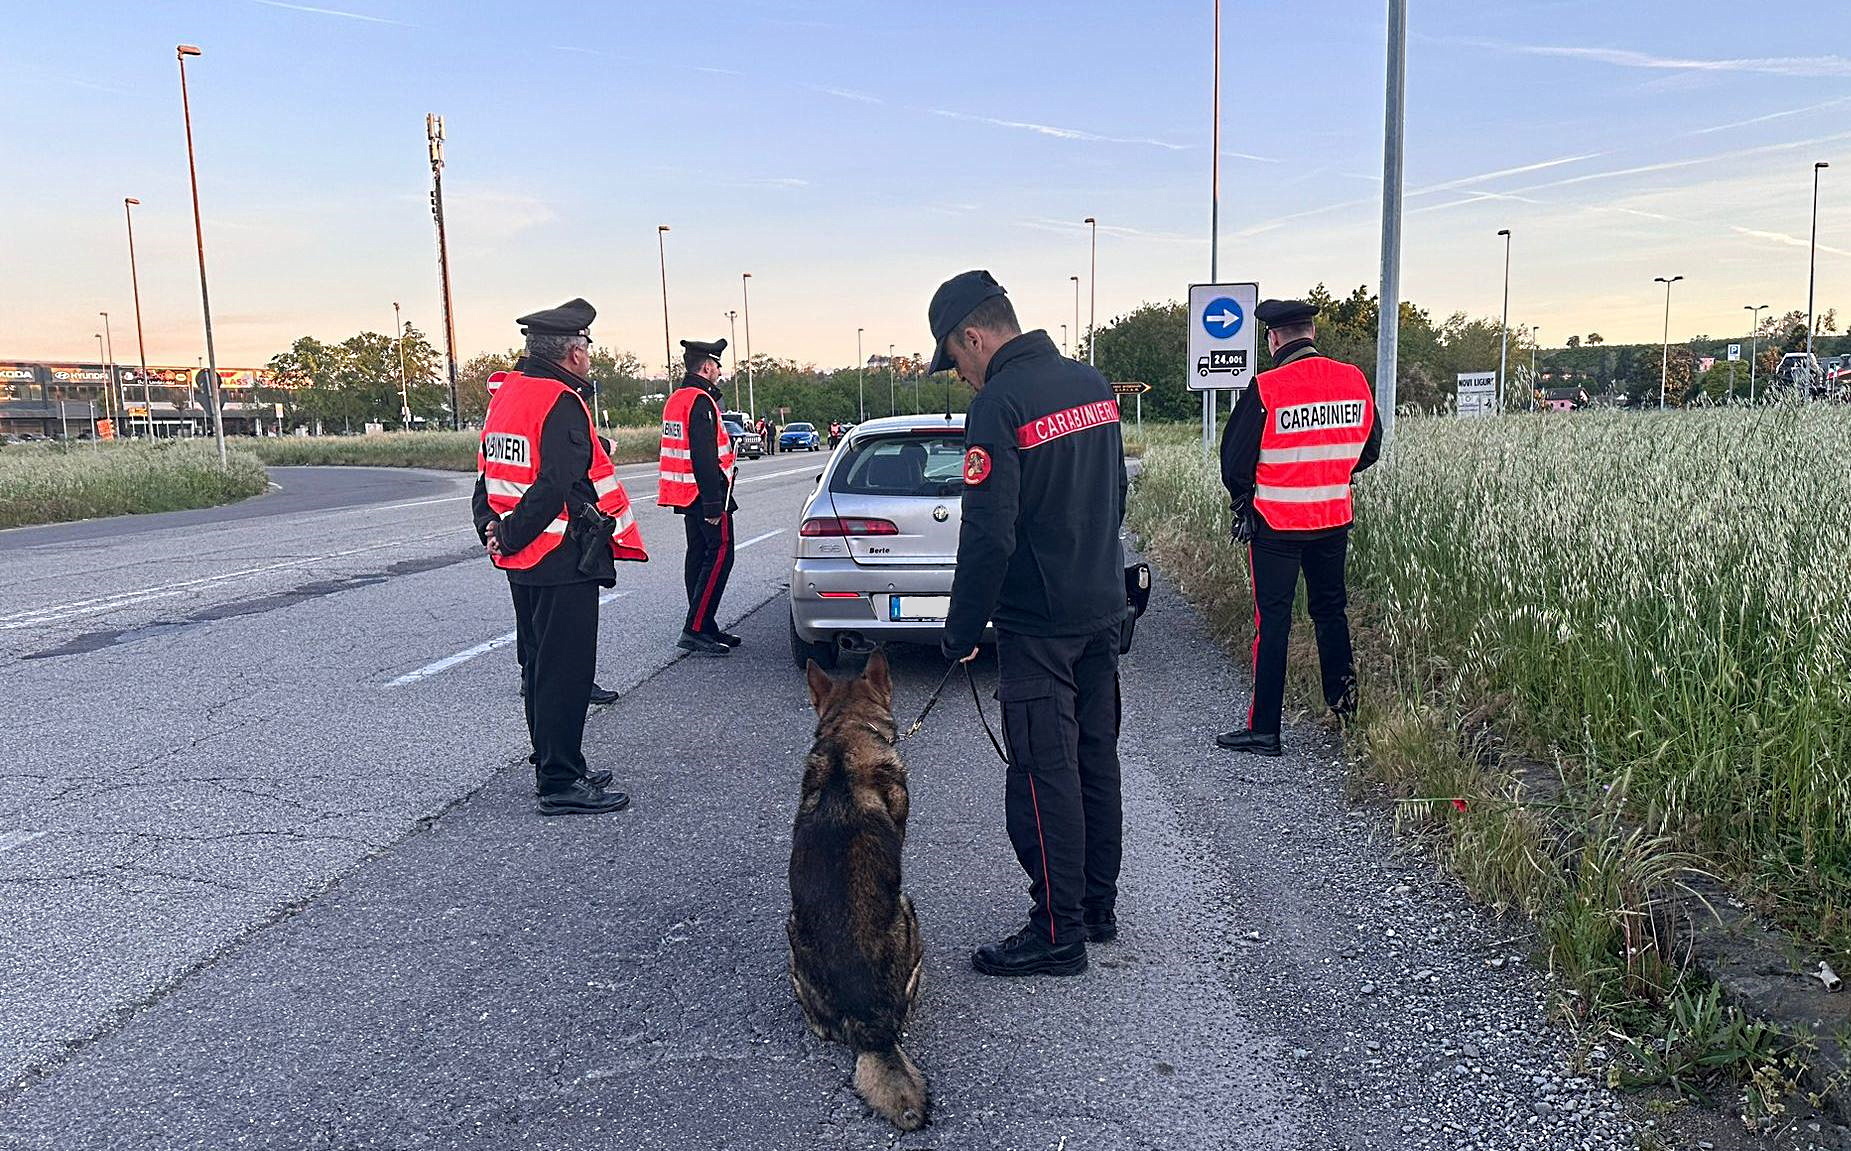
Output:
(926, 270), (1007, 375)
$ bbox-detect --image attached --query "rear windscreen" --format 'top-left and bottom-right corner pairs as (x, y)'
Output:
(829, 435), (966, 497)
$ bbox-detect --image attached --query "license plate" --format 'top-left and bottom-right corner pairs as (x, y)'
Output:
(889, 595), (951, 622)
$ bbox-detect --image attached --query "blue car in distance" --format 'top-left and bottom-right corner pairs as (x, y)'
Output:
(779, 422), (823, 452)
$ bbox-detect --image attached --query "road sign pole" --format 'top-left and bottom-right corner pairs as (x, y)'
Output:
(1376, 0), (1406, 447)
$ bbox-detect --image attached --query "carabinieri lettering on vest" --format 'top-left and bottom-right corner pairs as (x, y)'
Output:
(482, 432), (531, 468)
(1274, 401), (1367, 435)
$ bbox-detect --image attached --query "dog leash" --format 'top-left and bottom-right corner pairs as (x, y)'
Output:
(898, 660), (1011, 767)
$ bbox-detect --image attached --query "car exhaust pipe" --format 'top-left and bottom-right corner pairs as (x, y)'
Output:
(836, 632), (877, 656)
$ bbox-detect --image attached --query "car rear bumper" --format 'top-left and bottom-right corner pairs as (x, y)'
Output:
(790, 558), (970, 646)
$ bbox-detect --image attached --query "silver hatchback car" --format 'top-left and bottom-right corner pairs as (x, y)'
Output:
(788, 414), (975, 668)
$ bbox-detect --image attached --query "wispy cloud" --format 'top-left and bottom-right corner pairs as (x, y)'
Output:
(804, 84), (884, 105)
(1686, 96), (1851, 136)
(249, 0), (411, 26)
(930, 109), (1188, 151)
(1509, 131), (1851, 194)
(1017, 217), (1198, 244)
(737, 177), (811, 189)
(1221, 149), (1282, 164)
(1452, 39), (1851, 79)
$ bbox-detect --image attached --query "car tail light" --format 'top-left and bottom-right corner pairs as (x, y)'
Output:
(800, 517), (899, 537)
(816, 591), (862, 599)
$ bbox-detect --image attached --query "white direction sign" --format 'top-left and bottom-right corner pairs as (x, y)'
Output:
(1187, 282), (1259, 393)
(1456, 371), (1496, 418)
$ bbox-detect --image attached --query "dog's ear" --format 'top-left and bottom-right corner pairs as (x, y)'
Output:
(861, 647), (891, 702)
(806, 659), (835, 713)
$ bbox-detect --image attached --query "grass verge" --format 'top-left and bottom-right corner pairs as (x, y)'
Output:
(1128, 409), (1850, 1129)
(244, 429), (659, 471)
(0, 441), (269, 530)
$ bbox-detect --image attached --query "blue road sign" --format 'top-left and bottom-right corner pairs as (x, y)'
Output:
(1201, 297), (1244, 340)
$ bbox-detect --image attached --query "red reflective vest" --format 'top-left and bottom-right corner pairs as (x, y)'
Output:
(1252, 355), (1375, 532)
(479, 371), (647, 569)
(657, 386), (735, 508)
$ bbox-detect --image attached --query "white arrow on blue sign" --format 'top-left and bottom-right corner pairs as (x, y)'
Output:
(1201, 297), (1245, 340)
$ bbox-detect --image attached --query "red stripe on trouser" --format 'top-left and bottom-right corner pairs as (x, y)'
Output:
(693, 513), (730, 629)
(1025, 772), (1056, 944)
(1246, 543), (1259, 730)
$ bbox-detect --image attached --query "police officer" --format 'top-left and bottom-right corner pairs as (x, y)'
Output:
(658, 338), (739, 656)
(934, 270), (1129, 978)
(1217, 298), (1381, 756)
(473, 299), (648, 815)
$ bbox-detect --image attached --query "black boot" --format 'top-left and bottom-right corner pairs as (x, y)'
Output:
(1216, 729), (1282, 756)
(535, 780), (631, 816)
(1084, 908), (1118, 944)
(677, 630), (731, 656)
(971, 924), (1087, 977)
(531, 768), (613, 798)
(707, 630), (744, 648)
(588, 683), (620, 705)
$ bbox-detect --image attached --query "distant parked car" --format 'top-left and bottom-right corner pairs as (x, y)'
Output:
(780, 421), (823, 452)
(724, 419), (764, 459)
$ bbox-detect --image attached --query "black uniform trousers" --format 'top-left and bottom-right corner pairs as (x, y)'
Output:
(510, 579), (599, 793)
(681, 510), (735, 635)
(995, 625), (1123, 947)
(1246, 527), (1356, 735)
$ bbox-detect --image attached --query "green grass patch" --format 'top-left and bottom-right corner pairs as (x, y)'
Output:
(0, 440), (269, 529)
(244, 429), (659, 471)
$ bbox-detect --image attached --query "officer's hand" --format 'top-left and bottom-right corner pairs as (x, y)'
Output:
(958, 646), (980, 664)
(483, 523), (504, 558)
(705, 516), (721, 526)
(1231, 503), (1255, 545)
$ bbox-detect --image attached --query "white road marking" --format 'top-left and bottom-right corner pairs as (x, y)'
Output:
(0, 830), (47, 854)
(387, 590), (632, 687)
(736, 464), (820, 486)
(737, 528), (785, 550)
(0, 528), (472, 630)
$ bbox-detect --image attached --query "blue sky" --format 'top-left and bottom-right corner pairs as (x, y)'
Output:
(5, 0), (1850, 371)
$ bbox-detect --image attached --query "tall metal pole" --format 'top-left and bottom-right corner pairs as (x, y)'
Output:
(1377, 0), (1407, 444)
(1655, 275), (1682, 409)
(742, 272), (755, 418)
(1085, 217), (1098, 365)
(888, 343), (896, 416)
(1497, 228), (1511, 411)
(726, 310), (739, 409)
(856, 327), (865, 422)
(1529, 326), (1539, 411)
(1746, 303), (1767, 403)
(1206, 0), (1220, 456)
(94, 333), (107, 440)
(1061, 324), (1068, 356)
(657, 225), (672, 385)
(394, 301), (410, 426)
(1070, 276), (1081, 356)
(426, 114), (460, 430)
(1807, 162), (1829, 369)
(123, 198), (154, 439)
(99, 312), (118, 428)
(176, 45), (227, 465)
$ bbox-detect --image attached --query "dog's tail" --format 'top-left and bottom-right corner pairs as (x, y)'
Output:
(853, 1044), (928, 1131)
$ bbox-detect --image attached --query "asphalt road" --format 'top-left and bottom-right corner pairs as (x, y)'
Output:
(0, 461), (1658, 1150)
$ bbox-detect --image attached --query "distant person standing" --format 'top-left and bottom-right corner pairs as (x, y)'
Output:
(658, 338), (739, 656)
(933, 270), (1130, 978)
(1216, 298), (1381, 756)
(473, 298), (648, 815)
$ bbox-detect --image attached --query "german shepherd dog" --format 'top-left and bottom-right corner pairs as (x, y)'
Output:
(788, 650), (928, 1130)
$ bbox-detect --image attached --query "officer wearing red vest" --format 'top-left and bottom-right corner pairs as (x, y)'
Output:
(1217, 298), (1381, 756)
(658, 338), (739, 656)
(472, 298), (648, 816)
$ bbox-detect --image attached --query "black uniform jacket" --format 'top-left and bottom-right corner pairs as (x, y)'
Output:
(1219, 339), (1383, 541)
(471, 355), (599, 586)
(675, 375), (737, 518)
(944, 330), (1129, 655)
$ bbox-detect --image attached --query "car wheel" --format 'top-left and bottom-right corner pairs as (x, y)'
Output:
(790, 610), (836, 670)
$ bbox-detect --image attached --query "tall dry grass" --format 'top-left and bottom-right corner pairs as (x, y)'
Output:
(0, 440), (268, 529)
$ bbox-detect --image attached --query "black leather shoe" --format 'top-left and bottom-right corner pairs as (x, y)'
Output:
(677, 630), (731, 656)
(971, 924), (1087, 977)
(588, 683), (620, 705)
(535, 780), (631, 816)
(531, 768), (613, 798)
(707, 630), (744, 648)
(1084, 909), (1118, 944)
(1216, 729), (1283, 756)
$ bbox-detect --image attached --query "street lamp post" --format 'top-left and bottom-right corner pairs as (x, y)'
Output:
(1497, 228), (1512, 410)
(1084, 216), (1098, 366)
(726, 310), (739, 409)
(1654, 275), (1683, 410)
(657, 225), (672, 385)
(426, 114), (460, 430)
(1070, 276), (1080, 358)
(741, 273), (755, 418)
(176, 44), (227, 465)
(394, 301), (411, 427)
(1808, 161), (1829, 369)
(1061, 324), (1068, 356)
(94, 333), (107, 440)
(1530, 326), (1540, 411)
(888, 343), (896, 416)
(1745, 303), (1768, 402)
(123, 197), (154, 439)
(99, 311), (118, 427)
(856, 327), (865, 422)
(1377, 0), (1407, 444)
